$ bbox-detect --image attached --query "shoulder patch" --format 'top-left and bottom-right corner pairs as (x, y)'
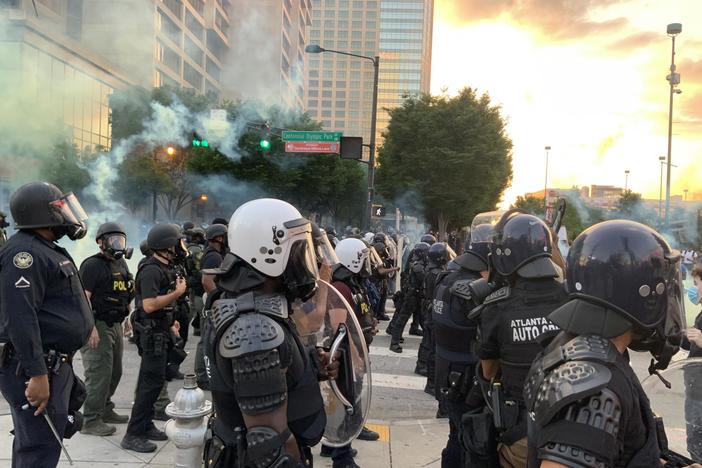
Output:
(13, 252), (33, 269)
(450, 279), (474, 301)
(484, 286), (510, 305)
(14, 276), (31, 288)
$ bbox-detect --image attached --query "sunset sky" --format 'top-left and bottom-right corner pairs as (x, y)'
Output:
(430, 0), (702, 205)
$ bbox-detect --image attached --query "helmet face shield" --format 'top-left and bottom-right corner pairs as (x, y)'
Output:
(49, 192), (89, 240)
(315, 231), (340, 266)
(283, 233), (320, 301)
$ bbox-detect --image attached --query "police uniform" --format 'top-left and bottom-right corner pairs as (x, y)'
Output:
(0, 231), (93, 467)
(125, 256), (177, 439)
(432, 263), (481, 468)
(194, 245), (223, 388)
(390, 256), (427, 348)
(417, 260), (444, 389)
(79, 254), (133, 429)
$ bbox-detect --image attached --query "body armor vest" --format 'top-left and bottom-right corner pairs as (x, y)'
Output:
(433, 268), (481, 397)
(333, 269), (374, 345)
(85, 254), (133, 325)
(135, 256), (176, 325)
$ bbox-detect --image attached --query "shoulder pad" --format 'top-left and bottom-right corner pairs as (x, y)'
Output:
(541, 335), (618, 373)
(210, 293), (288, 336)
(484, 286), (510, 305)
(450, 279), (474, 301)
(527, 360), (612, 427)
(219, 313), (285, 359)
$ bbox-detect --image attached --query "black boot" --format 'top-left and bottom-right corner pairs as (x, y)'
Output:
(389, 342), (402, 353)
(121, 434), (157, 453)
(358, 426), (380, 441)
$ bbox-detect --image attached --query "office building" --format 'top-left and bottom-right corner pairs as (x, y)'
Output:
(306, 0), (433, 152)
(81, 0), (231, 98)
(0, 0), (132, 152)
(227, 0), (311, 111)
(377, 0), (433, 142)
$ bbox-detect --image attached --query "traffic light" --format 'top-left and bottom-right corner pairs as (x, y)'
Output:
(166, 146), (176, 156)
(372, 204), (386, 217)
(259, 123), (271, 151)
(192, 137), (209, 147)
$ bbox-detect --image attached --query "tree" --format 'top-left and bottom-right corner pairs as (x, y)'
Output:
(376, 88), (513, 239)
(614, 190), (657, 225)
(40, 142), (91, 195)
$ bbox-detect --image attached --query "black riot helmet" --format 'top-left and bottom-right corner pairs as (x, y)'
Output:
(457, 223), (494, 272)
(95, 222), (133, 260)
(491, 210), (557, 279)
(190, 227), (206, 244)
(412, 241), (430, 262)
(147, 223), (187, 256)
(182, 221), (195, 232)
(428, 242), (449, 267)
(140, 240), (152, 257)
(421, 233), (437, 245)
(373, 232), (387, 244)
(205, 223), (227, 241)
(211, 217), (228, 227)
(10, 181), (88, 240)
(549, 220), (684, 367)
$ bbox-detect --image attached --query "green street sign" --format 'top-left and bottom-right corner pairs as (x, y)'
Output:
(282, 131), (342, 142)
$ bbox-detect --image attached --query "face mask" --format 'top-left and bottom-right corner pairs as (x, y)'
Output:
(688, 285), (699, 305)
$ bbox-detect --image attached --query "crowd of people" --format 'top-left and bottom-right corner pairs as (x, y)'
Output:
(1, 180), (702, 468)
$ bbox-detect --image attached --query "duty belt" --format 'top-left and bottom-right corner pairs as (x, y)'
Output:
(2, 343), (73, 375)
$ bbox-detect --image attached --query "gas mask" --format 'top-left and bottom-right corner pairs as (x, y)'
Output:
(101, 234), (133, 260)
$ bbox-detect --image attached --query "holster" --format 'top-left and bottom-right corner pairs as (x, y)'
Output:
(441, 369), (472, 403)
(203, 417), (240, 468)
(461, 407), (499, 468)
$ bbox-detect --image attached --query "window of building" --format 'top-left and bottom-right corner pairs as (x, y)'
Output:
(322, 100), (332, 107)
(365, 41), (375, 49)
(308, 90), (318, 97)
(367, 0), (377, 7)
(163, 0), (182, 20)
(337, 31), (348, 39)
(185, 36), (204, 66)
(352, 1), (363, 8)
(335, 121), (345, 128)
(310, 30), (320, 38)
(335, 100), (345, 108)
(324, 20), (334, 28)
(352, 11), (362, 18)
(309, 80), (319, 87)
(351, 40), (361, 49)
(187, 0), (205, 17)
(325, 0), (336, 5)
(322, 110), (332, 117)
(325, 9), (335, 17)
(309, 100), (318, 107)
(313, 9), (321, 17)
(337, 20), (348, 28)
(159, 10), (182, 45)
(336, 70), (346, 79)
(336, 90), (346, 98)
(366, 11), (377, 19)
(367, 21), (376, 29)
(352, 31), (362, 39)
(184, 62), (203, 89)
(350, 71), (360, 79)
(323, 70), (333, 78)
(339, 10), (348, 19)
(185, 9), (204, 40)
(312, 20), (320, 27)
(324, 31), (334, 39)
(335, 81), (346, 87)
(322, 90), (333, 97)
(339, 0), (348, 6)
(350, 90), (360, 99)
(206, 57), (221, 82)
(350, 81), (360, 88)
(323, 80), (332, 87)
(336, 40), (348, 49)
(322, 120), (331, 127)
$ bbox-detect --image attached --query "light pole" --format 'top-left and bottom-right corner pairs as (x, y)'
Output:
(305, 44), (380, 230)
(658, 156), (665, 220)
(624, 170), (630, 191)
(684, 189), (689, 201)
(664, 23), (682, 228)
(543, 145), (551, 211)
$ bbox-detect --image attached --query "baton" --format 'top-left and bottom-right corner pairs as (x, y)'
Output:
(22, 403), (74, 465)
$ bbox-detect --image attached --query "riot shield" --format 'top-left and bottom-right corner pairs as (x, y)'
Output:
(643, 357), (702, 464)
(290, 280), (372, 447)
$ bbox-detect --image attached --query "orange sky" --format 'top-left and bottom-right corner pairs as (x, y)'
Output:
(431, 0), (702, 206)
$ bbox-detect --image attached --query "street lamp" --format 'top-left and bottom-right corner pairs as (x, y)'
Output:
(624, 170), (630, 191)
(543, 145), (551, 210)
(684, 189), (689, 201)
(664, 22), (682, 228)
(305, 44), (380, 230)
(658, 156), (666, 220)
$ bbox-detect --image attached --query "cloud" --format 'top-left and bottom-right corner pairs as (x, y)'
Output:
(437, 0), (627, 41)
(607, 31), (659, 52)
(679, 92), (702, 124)
(679, 58), (702, 84)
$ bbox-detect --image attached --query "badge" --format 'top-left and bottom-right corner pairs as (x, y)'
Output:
(13, 252), (33, 269)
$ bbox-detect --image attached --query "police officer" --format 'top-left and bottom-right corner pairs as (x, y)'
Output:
(121, 223), (188, 453)
(79, 222), (134, 436)
(194, 223), (227, 390)
(0, 182), (93, 467)
(0, 210), (9, 248)
(390, 242), (430, 353)
(421, 233), (437, 246)
(418, 242), (449, 394)
(475, 211), (568, 467)
(186, 227), (206, 330)
(433, 223), (492, 467)
(524, 220), (691, 468)
(200, 199), (338, 467)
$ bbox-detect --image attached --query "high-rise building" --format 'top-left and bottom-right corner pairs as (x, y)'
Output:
(0, 0), (132, 152)
(227, 0), (311, 111)
(306, 0), (433, 153)
(306, 0), (380, 144)
(81, 0), (231, 98)
(377, 0), (433, 142)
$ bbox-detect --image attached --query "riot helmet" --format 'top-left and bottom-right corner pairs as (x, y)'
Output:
(0, 211), (8, 229)
(412, 241), (430, 262)
(363, 232), (375, 244)
(139, 240), (152, 257)
(336, 238), (372, 277)
(549, 220), (684, 367)
(428, 242), (449, 267)
(373, 232), (387, 244)
(182, 221), (195, 232)
(10, 181), (88, 240)
(147, 223), (188, 263)
(189, 227), (205, 244)
(456, 223), (494, 272)
(211, 217), (228, 227)
(227, 199), (319, 302)
(311, 222), (339, 266)
(491, 210), (557, 279)
(96, 222), (133, 260)
(205, 224), (227, 242)
(421, 233), (437, 245)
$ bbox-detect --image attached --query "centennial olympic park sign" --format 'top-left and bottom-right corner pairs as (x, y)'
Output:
(282, 131), (342, 154)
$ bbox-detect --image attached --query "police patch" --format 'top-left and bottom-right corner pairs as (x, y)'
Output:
(13, 252), (33, 269)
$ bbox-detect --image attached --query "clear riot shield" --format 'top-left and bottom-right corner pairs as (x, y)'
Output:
(642, 357), (702, 465)
(291, 280), (372, 447)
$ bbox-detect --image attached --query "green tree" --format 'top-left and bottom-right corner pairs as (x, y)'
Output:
(40, 142), (91, 194)
(376, 88), (513, 238)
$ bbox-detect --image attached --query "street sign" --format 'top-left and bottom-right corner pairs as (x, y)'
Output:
(340, 136), (363, 160)
(285, 141), (340, 153)
(282, 131), (342, 142)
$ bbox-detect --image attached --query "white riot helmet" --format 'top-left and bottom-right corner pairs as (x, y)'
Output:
(228, 198), (319, 300)
(336, 237), (371, 276)
(363, 232), (375, 244)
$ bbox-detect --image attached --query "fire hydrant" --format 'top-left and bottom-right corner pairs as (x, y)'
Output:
(165, 374), (213, 468)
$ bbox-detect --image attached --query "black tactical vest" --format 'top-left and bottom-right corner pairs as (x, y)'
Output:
(84, 254), (133, 325)
(332, 269), (374, 345)
(433, 268), (481, 396)
(525, 333), (661, 467)
(134, 256), (177, 323)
